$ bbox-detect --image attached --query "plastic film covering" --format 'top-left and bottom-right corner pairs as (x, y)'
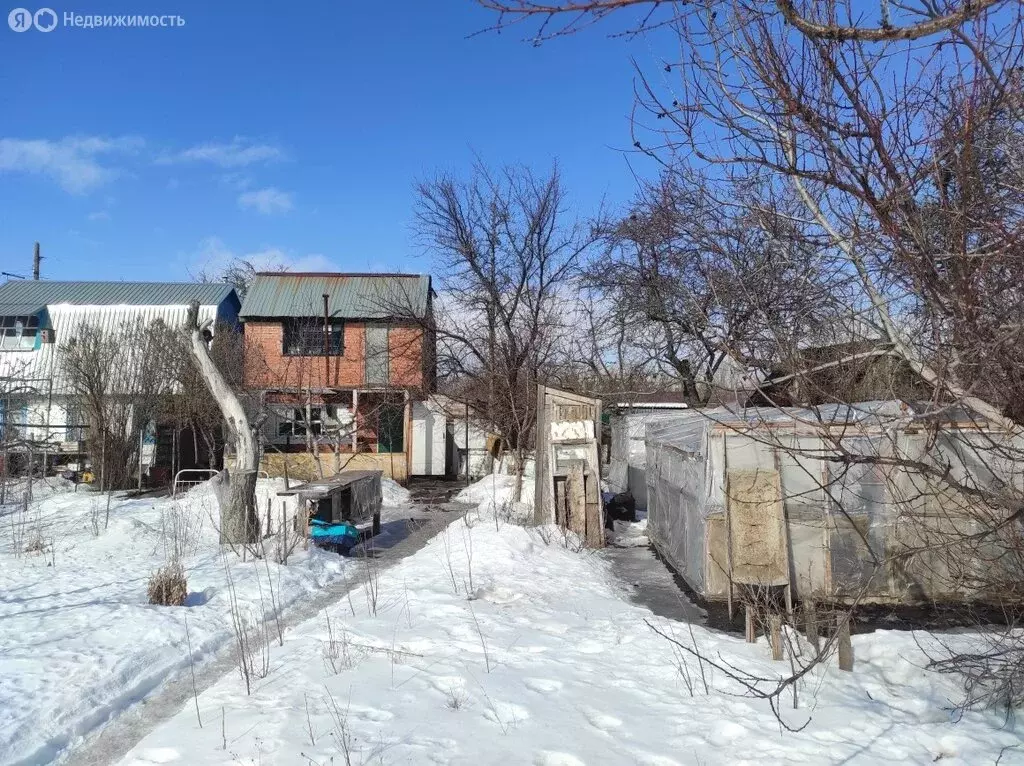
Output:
(349, 473), (383, 522)
(645, 413), (715, 593)
(608, 412), (689, 508)
(643, 403), (1020, 602)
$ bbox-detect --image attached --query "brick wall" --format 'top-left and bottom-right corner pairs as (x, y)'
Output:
(243, 319), (426, 390)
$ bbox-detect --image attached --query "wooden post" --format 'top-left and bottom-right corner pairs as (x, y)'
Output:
(723, 433), (735, 621)
(302, 498), (311, 550)
(837, 615), (854, 671)
(352, 390), (360, 453)
(745, 604), (756, 643)
(322, 294), (330, 385)
(583, 469), (604, 549)
(769, 615), (783, 661)
(806, 600), (820, 655)
(566, 461), (587, 540)
(137, 424), (145, 492)
(33, 241), (41, 280)
(533, 383), (549, 524)
(464, 404), (470, 484)
(403, 390), (412, 485)
(170, 429), (176, 493)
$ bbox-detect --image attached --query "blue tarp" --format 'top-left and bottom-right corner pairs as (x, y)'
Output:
(309, 519), (361, 549)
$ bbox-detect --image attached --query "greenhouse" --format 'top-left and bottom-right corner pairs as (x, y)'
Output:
(643, 402), (1021, 605)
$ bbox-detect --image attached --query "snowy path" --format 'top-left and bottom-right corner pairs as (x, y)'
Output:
(108, 476), (1024, 766)
(59, 510), (466, 766)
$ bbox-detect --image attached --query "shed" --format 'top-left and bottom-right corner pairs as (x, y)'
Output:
(278, 470), (383, 535)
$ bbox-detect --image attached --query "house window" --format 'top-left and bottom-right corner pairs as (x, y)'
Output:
(276, 407), (323, 438)
(282, 319), (344, 356)
(0, 315), (39, 350)
(377, 405), (404, 453)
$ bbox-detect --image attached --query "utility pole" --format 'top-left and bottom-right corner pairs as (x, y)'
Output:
(32, 242), (41, 280)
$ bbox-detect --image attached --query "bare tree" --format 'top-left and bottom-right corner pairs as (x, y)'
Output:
(391, 161), (595, 498)
(186, 301), (259, 545)
(475, 0), (1024, 717)
(193, 257), (289, 299)
(160, 322), (247, 474)
(59, 319), (177, 490)
(587, 171), (841, 403)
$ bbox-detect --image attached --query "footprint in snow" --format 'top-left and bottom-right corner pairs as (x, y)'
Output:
(133, 748), (180, 763)
(633, 754), (683, 766)
(483, 700), (531, 727)
(524, 677), (564, 694)
(534, 752), (586, 766)
(582, 707), (623, 732)
(350, 705), (394, 722)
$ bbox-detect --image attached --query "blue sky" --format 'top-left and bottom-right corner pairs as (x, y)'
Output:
(0, 1), (662, 282)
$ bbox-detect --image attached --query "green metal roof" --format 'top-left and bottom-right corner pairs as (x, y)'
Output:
(239, 273), (431, 320)
(0, 279), (236, 307)
(0, 302), (46, 316)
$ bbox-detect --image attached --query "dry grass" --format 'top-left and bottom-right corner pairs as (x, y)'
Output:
(148, 560), (188, 606)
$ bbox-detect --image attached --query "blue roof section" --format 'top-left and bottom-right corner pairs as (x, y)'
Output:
(239, 273), (431, 319)
(0, 280), (236, 308)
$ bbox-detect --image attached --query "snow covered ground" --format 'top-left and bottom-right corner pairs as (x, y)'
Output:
(0, 477), (411, 766)
(109, 475), (1024, 766)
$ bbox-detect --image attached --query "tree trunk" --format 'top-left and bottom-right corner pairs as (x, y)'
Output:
(186, 302), (259, 545)
(513, 446), (524, 503)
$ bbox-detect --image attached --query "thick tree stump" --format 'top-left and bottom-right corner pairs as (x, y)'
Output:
(187, 301), (259, 546)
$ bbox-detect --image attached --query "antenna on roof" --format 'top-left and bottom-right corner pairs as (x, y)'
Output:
(1, 271), (26, 280)
(32, 242), (42, 280)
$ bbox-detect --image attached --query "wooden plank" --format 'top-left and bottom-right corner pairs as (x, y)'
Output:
(583, 469), (604, 549)
(769, 615), (783, 661)
(745, 605), (756, 643)
(726, 468), (789, 586)
(566, 462), (587, 541)
(533, 384), (550, 525)
(724, 436), (734, 620)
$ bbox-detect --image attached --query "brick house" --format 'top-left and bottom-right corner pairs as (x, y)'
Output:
(239, 272), (436, 482)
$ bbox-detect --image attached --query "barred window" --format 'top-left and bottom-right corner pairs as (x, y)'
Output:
(282, 319), (344, 356)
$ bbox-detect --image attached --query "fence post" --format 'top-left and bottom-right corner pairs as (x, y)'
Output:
(769, 615), (783, 661)
(837, 615), (854, 672)
(806, 599), (820, 655)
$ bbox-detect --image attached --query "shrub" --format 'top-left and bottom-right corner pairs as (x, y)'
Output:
(148, 561), (188, 606)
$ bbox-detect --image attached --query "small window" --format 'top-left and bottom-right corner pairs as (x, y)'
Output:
(0, 315), (38, 351)
(282, 319), (344, 356)
(276, 407), (323, 437)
